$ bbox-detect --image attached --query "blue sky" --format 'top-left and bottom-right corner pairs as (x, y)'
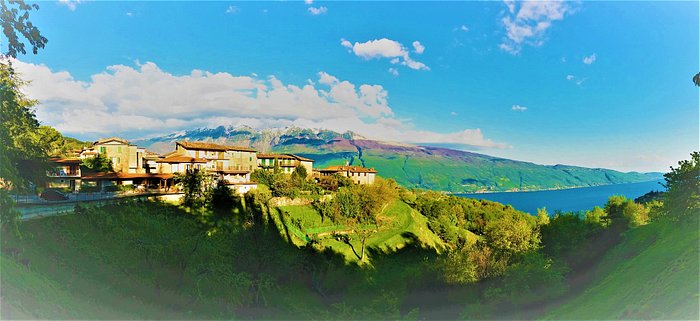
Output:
(7, 1), (699, 172)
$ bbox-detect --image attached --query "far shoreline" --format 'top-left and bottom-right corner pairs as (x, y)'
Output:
(453, 179), (664, 196)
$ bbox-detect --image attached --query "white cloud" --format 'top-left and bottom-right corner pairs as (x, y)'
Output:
(499, 1), (575, 55)
(308, 6), (327, 15)
(512, 104), (528, 111)
(226, 5), (238, 14)
(412, 41), (425, 54)
(566, 74), (586, 86)
(454, 25), (469, 32)
(388, 68), (399, 76)
(58, 0), (81, 11)
(583, 53), (596, 64)
(304, 0), (313, 4)
(450, 111), (458, 116)
(126, 12), (133, 17)
(11, 59), (505, 149)
(341, 38), (429, 71)
(340, 38), (353, 50)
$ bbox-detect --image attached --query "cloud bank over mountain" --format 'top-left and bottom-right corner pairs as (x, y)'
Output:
(12, 59), (507, 149)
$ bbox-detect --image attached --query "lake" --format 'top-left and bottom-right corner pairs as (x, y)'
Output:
(457, 180), (665, 215)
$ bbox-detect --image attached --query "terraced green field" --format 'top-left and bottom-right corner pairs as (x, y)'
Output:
(275, 200), (446, 263)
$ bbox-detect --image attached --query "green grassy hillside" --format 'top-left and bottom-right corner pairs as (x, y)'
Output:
(544, 215), (700, 319)
(274, 200), (446, 262)
(0, 201), (443, 319)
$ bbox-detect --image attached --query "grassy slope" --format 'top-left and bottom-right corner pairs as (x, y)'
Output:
(295, 149), (661, 193)
(0, 201), (441, 319)
(276, 200), (446, 263)
(544, 215), (700, 320)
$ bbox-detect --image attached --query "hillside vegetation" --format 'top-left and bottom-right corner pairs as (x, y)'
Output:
(137, 126), (662, 193)
(544, 214), (699, 319)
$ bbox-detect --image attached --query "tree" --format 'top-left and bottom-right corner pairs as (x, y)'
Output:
(536, 207), (550, 226)
(80, 154), (114, 173)
(0, 0), (47, 233)
(0, 61), (48, 191)
(210, 179), (235, 210)
(604, 195), (649, 228)
(584, 206), (607, 227)
(693, 72), (700, 87)
(250, 169), (274, 187)
(662, 151), (700, 218)
(483, 214), (540, 257)
(174, 168), (211, 208)
(292, 164), (307, 179)
(484, 252), (569, 305)
(1, 0), (48, 58)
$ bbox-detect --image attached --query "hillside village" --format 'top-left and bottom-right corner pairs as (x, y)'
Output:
(46, 137), (378, 196)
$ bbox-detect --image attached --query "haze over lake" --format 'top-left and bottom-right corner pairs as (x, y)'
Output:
(458, 180), (665, 215)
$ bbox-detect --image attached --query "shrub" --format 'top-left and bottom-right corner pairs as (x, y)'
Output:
(484, 252), (569, 305)
(211, 180), (235, 210)
(80, 154), (113, 173)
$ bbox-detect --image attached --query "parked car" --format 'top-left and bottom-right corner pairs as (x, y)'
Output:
(40, 189), (69, 201)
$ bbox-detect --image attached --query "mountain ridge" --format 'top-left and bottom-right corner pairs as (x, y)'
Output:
(134, 125), (663, 193)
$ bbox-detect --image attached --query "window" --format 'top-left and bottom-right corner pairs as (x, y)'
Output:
(100, 146), (106, 153)
(117, 146), (122, 153)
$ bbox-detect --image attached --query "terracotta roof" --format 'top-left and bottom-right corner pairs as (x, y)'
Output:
(320, 165), (377, 173)
(161, 150), (180, 158)
(95, 137), (131, 145)
(293, 155), (315, 162)
(82, 172), (174, 180)
(156, 155), (208, 163)
(257, 153), (296, 160)
(176, 141), (256, 152)
(49, 157), (81, 164)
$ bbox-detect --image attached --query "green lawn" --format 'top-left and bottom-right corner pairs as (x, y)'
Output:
(275, 200), (446, 263)
(0, 200), (439, 319)
(543, 215), (700, 320)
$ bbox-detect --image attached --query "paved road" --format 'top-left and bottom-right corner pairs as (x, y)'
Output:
(15, 192), (183, 221)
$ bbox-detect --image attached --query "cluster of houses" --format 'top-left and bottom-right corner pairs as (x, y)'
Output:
(47, 137), (377, 195)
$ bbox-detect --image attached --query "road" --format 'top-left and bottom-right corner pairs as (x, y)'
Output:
(14, 192), (183, 221)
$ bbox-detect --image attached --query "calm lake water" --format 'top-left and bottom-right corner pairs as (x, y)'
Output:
(457, 180), (664, 215)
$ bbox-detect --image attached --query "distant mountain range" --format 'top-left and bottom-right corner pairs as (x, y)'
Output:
(134, 126), (663, 193)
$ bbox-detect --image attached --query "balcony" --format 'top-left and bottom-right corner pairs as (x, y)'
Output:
(207, 164), (254, 173)
(46, 169), (81, 178)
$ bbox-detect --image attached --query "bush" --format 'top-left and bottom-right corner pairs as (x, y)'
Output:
(484, 252), (569, 305)
(318, 174), (353, 192)
(80, 154), (113, 173)
(604, 195), (649, 228)
(484, 214), (540, 256)
(541, 212), (600, 259)
(211, 180), (235, 210)
(244, 187), (272, 224)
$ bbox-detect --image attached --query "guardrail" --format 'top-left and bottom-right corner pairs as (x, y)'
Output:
(11, 190), (180, 206)
(15, 192), (184, 221)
